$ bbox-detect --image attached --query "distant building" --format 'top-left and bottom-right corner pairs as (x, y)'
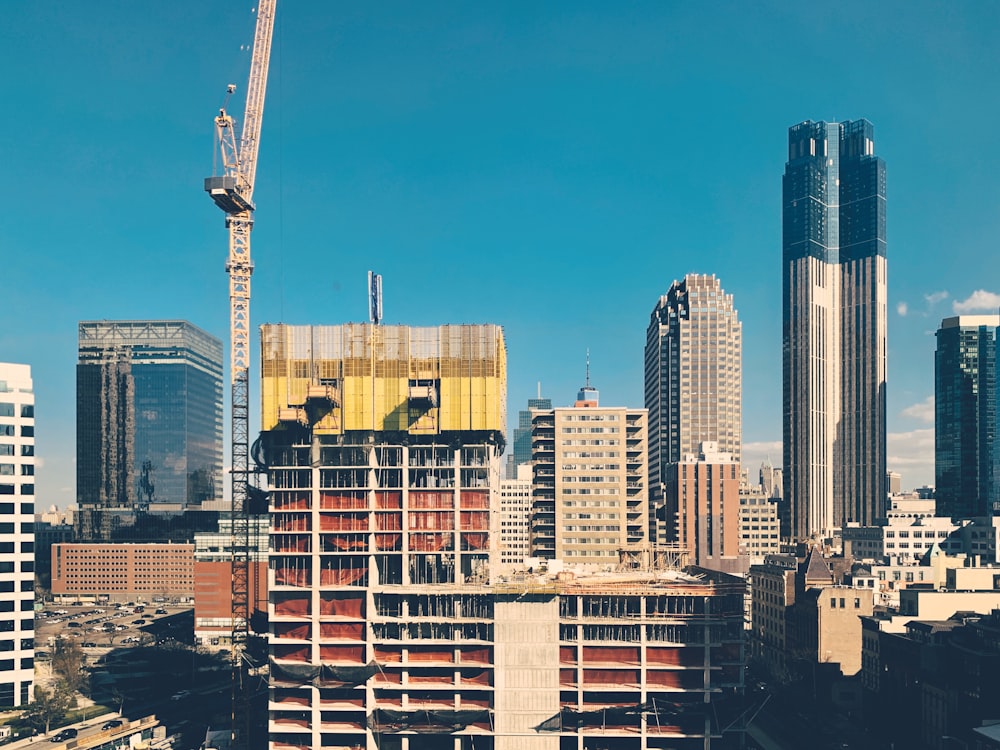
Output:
(935, 315), (999, 519)
(750, 548), (872, 680)
(0, 363), (35, 707)
(76, 320), (223, 541)
(530, 385), (648, 564)
(783, 119), (888, 541)
(499, 464), (531, 566)
(507, 392), (551, 479)
(862, 600), (1000, 748)
(662, 441), (742, 573)
(841, 508), (960, 564)
(645, 274), (742, 544)
(33, 520), (73, 590)
(887, 470), (901, 495)
(51, 542), (194, 602)
(193, 517), (267, 647)
(760, 460), (782, 500)
(739, 487), (781, 565)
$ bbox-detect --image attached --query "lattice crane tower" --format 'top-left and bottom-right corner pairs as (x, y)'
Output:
(204, 2), (276, 747)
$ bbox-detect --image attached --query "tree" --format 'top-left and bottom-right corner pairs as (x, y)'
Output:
(51, 637), (89, 697)
(20, 685), (70, 735)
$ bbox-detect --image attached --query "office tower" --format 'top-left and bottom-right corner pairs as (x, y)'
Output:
(529, 387), (648, 563)
(662, 441), (741, 572)
(783, 119), (887, 541)
(760, 459), (782, 500)
(499, 463), (532, 566)
(507, 391), (551, 479)
(935, 315), (999, 519)
(645, 274), (741, 543)
(76, 320), (223, 540)
(0, 363), (35, 707)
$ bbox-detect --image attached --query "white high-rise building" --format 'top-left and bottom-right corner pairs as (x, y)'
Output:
(0, 363), (35, 707)
(499, 464), (532, 566)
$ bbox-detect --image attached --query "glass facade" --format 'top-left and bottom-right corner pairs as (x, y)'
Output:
(509, 397), (551, 476)
(782, 119), (887, 541)
(935, 316), (999, 519)
(77, 320), (223, 541)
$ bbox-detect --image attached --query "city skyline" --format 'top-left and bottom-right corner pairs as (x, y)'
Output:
(5, 2), (1000, 508)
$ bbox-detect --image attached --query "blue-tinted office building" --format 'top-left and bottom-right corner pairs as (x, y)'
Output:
(77, 320), (223, 541)
(935, 316), (999, 520)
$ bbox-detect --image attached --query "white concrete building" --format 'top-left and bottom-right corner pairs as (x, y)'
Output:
(499, 463), (531, 566)
(0, 363), (35, 707)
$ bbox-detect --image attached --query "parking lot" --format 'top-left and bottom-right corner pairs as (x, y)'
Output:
(35, 601), (193, 657)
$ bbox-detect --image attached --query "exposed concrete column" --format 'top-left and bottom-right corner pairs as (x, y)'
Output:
(494, 595), (560, 750)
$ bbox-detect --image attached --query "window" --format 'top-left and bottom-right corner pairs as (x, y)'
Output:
(19, 426), (32, 438)
(0, 405), (13, 418)
(20, 446), (32, 457)
(854, 598), (860, 608)
(19, 485), (32, 496)
(0, 427), (12, 437)
(0, 446), (10, 456)
(20, 405), (32, 419)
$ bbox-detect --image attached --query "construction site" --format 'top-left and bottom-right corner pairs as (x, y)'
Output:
(260, 323), (747, 750)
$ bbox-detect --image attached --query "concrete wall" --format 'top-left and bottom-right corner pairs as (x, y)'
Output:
(493, 595), (560, 750)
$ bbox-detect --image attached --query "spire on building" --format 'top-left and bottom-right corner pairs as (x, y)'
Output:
(575, 349), (599, 407)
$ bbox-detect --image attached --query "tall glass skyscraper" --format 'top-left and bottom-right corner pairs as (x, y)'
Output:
(935, 316), (999, 519)
(77, 320), (223, 541)
(782, 120), (887, 541)
(507, 394), (551, 478)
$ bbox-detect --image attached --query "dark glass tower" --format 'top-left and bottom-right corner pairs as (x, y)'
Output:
(935, 316), (998, 519)
(508, 395), (551, 478)
(77, 320), (223, 541)
(782, 120), (887, 541)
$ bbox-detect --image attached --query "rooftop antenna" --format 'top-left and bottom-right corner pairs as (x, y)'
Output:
(586, 348), (591, 387)
(537, 381), (541, 399)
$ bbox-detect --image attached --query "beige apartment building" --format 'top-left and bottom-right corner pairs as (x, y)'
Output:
(529, 389), (648, 564)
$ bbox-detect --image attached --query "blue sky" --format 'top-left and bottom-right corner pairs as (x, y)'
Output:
(3, 1), (999, 508)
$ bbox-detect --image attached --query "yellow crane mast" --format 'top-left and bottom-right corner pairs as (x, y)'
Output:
(204, 2), (277, 747)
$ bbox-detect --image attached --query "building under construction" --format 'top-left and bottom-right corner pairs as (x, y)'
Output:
(261, 323), (745, 750)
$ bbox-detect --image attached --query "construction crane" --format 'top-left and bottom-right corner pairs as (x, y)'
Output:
(204, 2), (276, 748)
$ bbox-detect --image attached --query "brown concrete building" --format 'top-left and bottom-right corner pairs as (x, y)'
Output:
(51, 542), (194, 601)
(193, 517), (268, 646)
(662, 442), (741, 573)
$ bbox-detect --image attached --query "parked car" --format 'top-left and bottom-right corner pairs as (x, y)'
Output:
(170, 689), (191, 701)
(50, 728), (78, 742)
(101, 719), (123, 730)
